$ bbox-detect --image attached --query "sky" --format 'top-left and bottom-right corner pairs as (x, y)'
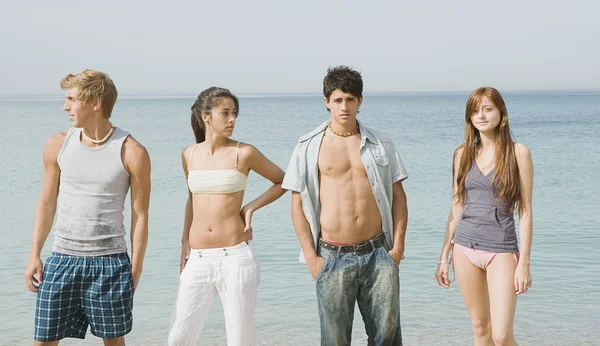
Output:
(1, 0), (598, 95)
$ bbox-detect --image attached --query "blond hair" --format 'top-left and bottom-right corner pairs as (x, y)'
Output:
(60, 69), (118, 118)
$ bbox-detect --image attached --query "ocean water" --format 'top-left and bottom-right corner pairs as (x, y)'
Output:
(1, 91), (598, 345)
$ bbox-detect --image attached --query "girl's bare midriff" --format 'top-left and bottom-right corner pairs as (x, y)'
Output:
(188, 191), (251, 249)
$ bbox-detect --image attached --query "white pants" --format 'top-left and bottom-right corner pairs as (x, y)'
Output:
(168, 241), (260, 346)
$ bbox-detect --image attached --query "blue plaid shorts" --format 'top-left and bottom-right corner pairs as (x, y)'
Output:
(34, 252), (134, 342)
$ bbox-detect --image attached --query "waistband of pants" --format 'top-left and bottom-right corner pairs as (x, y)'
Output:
(319, 232), (386, 253)
(190, 240), (254, 258)
(51, 252), (129, 259)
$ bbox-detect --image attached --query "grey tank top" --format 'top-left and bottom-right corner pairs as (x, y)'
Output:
(52, 127), (130, 256)
(454, 163), (519, 252)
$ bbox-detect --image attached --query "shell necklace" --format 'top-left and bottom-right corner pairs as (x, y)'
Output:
(328, 123), (359, 137)
(82, 126), (115, 144)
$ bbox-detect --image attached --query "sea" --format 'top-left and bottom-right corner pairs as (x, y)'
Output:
(1, 90), (598, 345)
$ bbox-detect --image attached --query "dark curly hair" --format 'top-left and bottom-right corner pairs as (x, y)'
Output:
(323, 66), (363, 100)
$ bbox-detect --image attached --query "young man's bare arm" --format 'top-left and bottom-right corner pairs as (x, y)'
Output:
(124, 137), (151, 291)
(389, 181), (408, 264)
(24, 132), (65, 293)
(291, 192), (323, 279)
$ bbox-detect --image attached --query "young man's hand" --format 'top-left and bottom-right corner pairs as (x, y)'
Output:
(388, 245), (405, 265)
(131, 269), (142, 291)
(24, 255), (44, 293)
(307, 256), (325, 280)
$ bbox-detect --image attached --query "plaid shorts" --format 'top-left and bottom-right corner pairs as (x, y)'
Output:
(34, 252), (134, 342)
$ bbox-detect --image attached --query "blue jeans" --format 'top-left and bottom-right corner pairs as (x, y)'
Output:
(316, 245), (402, 346)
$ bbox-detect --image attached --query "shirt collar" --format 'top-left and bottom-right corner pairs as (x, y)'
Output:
(358, 120), (378, 145)
(298, 120), (329, 143)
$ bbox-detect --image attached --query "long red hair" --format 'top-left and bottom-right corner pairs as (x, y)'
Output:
(453, 87), (523, 214)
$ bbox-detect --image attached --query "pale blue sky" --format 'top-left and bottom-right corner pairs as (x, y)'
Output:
(1, 0), (598, 94)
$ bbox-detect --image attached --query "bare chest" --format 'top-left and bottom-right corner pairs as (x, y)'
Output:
(318, 137), (365, 176)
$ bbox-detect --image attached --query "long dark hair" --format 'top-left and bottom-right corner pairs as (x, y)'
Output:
(191, 87), (240, 143)
(453, 87), (523, 214)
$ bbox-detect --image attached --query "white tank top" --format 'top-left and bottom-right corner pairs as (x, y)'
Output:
(52, 127), (130, 256)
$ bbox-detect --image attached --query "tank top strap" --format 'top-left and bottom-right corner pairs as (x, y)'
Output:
(235, 141), (241, 169)
(112, 127), (130, 148)
(57, 128), (78, 164)
(188, 144), (198, 171)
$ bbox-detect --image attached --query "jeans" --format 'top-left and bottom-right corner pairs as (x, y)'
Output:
(316, 245), (402, 346)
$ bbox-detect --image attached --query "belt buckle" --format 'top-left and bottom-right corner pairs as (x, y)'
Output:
(353, 241), (370, 253)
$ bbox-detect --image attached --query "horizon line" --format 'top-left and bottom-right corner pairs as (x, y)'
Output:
(1, 87), (599, 100)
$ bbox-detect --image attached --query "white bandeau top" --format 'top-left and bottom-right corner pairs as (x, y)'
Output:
(187, 141), (247, 194)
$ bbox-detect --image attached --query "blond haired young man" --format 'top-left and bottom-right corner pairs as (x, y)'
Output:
(24, 70), (151, 346)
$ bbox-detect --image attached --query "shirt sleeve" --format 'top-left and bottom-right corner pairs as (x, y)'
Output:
(387, 140), (408, 183)
(282, 142), (302, 192)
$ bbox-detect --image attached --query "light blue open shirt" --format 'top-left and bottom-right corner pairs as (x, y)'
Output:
(282, 120), (408, 263)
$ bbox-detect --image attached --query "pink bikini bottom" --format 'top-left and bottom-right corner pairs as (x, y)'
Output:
(452, 243), (519, 271)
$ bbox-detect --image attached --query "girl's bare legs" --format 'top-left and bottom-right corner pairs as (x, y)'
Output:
(453, 246), (494, 346)
(486, 253), (518, 346)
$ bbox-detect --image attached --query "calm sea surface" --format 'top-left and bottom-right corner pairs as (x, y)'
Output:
(1, 91), (598, 345)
